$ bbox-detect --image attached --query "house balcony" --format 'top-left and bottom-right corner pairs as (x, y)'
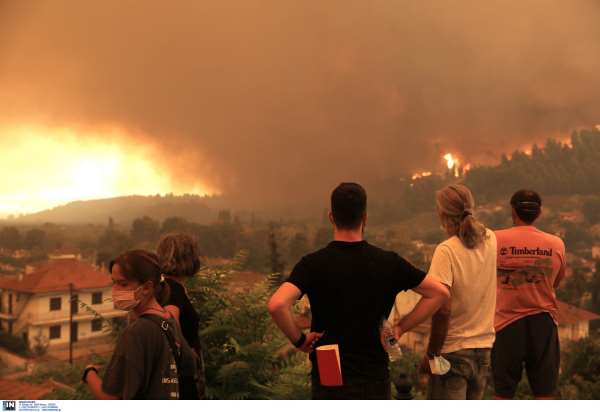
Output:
(0, 312), (18, 321)
(26, 309), (125, 326)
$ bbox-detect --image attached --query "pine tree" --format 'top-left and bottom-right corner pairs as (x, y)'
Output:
(268, 223), (285, 285)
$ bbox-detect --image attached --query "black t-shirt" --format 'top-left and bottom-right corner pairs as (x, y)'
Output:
(165, 278), (202, 357)
(164, 278), (206, 399)
(286, 240), (426, 383)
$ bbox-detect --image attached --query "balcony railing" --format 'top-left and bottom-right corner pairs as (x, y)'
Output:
(26, 307), (123, 325)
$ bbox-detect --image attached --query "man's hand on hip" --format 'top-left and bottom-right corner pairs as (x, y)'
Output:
(297, 331), (323, 353)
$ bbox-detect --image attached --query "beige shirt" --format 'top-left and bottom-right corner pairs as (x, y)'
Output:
(428, 229), (497, 353)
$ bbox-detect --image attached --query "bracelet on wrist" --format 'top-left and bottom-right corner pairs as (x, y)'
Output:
(81, 366), (98, 384)
(293, 332), (306, 348)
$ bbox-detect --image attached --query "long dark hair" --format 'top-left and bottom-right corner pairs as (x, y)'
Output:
(109, 249), (170, 305)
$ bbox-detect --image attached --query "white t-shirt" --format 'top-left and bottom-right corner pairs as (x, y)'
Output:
(428, 229), (497, 353)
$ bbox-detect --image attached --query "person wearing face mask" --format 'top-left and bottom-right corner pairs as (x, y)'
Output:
(81, 249), (199, 400)
(418, 185), (497, 400)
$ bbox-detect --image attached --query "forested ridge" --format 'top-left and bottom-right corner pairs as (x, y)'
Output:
(399, 127), (600, 216)
(463, 128), (600, 202)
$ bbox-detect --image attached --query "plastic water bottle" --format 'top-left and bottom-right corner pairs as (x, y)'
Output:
(379, 317), (402, 362)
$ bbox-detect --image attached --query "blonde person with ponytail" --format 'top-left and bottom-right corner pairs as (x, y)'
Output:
(418, 185), (497, 400)
(82, 249), (199, 400)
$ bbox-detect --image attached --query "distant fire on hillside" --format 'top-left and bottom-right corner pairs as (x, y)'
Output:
(412, 153), (470, 180)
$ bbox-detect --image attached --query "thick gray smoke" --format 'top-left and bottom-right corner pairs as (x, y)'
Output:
(1, 1), (599, 206)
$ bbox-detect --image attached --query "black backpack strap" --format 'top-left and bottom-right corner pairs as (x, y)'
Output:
(139, 314), (182, 375)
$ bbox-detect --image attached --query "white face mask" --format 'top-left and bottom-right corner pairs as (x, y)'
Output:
(429, 354), (451, 375)
(112, 284), (145, 311)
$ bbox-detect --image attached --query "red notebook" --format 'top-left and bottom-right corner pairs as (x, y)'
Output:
(316, 344), (343, 386)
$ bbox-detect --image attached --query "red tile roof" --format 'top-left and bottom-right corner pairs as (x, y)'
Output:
(0, 377), (57, 400)
(26, 260), (49, 270)
(0, 259), (111, 294)
(556, 300), (600, 325)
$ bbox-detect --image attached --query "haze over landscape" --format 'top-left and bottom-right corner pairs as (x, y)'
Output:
(1, 0), (600, 218)
(4, 2), (600, 401)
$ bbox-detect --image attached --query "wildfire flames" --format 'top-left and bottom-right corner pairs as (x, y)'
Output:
(443, 154), (455, 169)
(411, 153), (470, 180)
(411, 171), (432, 180)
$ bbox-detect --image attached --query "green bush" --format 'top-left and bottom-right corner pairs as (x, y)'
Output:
(558, 334), (600, 400)
(0, 330), (31, 358)
(19, 357), (110, 400)
(188, 251), (311, 399)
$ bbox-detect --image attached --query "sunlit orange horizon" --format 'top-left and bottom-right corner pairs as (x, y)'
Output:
(0, 125), (216, 218)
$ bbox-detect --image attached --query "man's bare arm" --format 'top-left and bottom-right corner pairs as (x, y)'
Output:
(418, 285), (452, 374)
(392, 276), (450, 340)
(268, 283), (322, 353)
(425, 289), (451, 356)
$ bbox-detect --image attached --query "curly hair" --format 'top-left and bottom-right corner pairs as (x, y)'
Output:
(155, 232), (202, 278)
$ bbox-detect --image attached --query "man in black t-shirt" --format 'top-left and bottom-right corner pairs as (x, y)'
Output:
(268, 182), (450, 400)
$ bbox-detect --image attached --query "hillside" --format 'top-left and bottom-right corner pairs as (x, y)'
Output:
(12, 194), (227, 225)
(8, 127), (600, 226)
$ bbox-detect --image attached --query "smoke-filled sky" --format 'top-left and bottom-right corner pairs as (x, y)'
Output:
(1, 0), (600, 217)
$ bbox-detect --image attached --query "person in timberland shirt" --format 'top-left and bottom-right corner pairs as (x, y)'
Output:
(418, 184), (497, 400)
(492, 189), (566, 400)
(268, 182), (449, 400)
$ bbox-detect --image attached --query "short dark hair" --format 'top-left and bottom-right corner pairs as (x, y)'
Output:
(330, 182), (367, 230)
(510, 189), (542, 224)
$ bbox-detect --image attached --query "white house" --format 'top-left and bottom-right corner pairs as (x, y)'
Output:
(0, 259), (123, 351)
(48, 248), (82, 261)
(556, 301), (600, 344)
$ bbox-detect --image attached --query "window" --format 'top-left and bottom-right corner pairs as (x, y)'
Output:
(91, 318), (103, 332)
(49, 325), (61, 339)
(92, 292), (102, 305)
(50, 297), (61, 311)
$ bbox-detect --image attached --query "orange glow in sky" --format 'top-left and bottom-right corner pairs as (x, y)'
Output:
(0, 126), (213, 218)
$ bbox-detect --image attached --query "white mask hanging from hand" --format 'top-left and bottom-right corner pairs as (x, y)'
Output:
(428, 352), (451, 375)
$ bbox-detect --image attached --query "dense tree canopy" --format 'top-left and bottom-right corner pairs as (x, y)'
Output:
(0, 226), (21, 250)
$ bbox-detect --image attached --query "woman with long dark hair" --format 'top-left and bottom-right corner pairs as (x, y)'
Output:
(82, 249), (198, 400)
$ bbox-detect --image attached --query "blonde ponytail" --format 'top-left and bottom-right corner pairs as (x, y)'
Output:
(436, 185), (488, 249)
